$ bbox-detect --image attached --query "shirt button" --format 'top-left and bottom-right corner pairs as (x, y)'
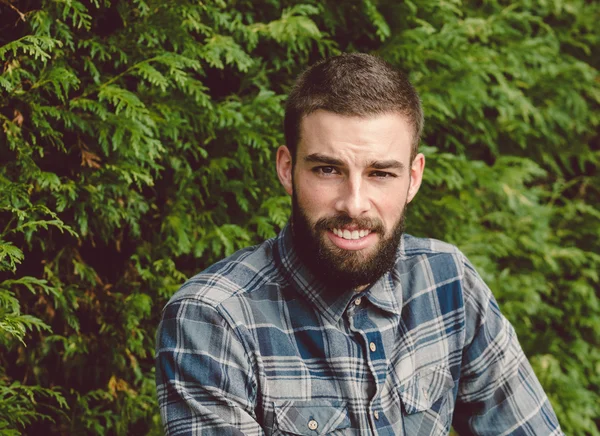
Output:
(354, 297), (362, 306)
(373, 410), (380, 420)
(308, 419), (318, 430)
(369, 342), (377, 352)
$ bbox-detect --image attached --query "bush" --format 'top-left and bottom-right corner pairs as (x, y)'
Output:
(1, 0), (598, 434)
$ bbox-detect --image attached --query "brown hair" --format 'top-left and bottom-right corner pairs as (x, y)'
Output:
(284, 53), (424, 161)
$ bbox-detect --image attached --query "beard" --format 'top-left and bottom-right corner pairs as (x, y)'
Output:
(291, 193), (406, 292)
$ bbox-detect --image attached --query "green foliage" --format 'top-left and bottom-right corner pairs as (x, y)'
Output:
(381, 1), (600, 433)
(0, 0), (598, 434)
(0, 381), (67, 432)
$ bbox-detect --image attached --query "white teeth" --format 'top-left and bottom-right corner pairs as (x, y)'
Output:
(332, 228), (371, 240)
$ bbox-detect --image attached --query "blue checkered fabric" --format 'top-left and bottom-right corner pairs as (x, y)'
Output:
(156, 224), (563, 435)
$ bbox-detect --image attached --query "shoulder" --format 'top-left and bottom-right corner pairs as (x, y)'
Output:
(165, 236), (284, 313)
(395, 234), (491, 309)
(397, 234), (468, 278)
(400, 233), (462, 256)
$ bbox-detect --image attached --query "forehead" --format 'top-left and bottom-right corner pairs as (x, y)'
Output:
(297, 110), (413, 163)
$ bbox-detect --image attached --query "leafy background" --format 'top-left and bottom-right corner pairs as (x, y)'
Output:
(0, 0), (598, 434)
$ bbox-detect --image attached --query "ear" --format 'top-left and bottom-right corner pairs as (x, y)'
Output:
(276, 145), (293, 196)
(407, 153), (425, 203)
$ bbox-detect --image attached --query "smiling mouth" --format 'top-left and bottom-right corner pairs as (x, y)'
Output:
(331, 228), (372, 240)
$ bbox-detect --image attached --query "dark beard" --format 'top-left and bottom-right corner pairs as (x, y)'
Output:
(291, 193), (406, 292)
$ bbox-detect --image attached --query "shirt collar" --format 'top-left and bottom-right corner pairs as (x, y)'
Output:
(273, 223), (403, 324)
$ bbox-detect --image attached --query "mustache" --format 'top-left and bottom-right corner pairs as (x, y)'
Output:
(313, 215), (385, 233)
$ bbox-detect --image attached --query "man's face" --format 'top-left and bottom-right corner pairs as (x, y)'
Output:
(277, 110), (425, 291)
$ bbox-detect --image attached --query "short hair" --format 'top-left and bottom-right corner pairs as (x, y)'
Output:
(284, 53), (424, 161)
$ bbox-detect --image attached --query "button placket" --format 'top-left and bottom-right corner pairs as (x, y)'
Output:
(350, 304), (389, 433)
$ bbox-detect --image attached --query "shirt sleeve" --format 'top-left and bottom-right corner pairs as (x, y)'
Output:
(452, 261), (564, 436)
(155, 296), (265, 436)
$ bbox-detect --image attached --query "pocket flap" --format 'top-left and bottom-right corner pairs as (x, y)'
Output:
(398, 366), (455, 414)
(274, 400), (350, 435)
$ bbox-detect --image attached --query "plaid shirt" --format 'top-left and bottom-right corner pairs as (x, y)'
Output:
(156, 224), (562, 435)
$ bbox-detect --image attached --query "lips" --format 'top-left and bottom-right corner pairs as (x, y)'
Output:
(327, 228), (377, 251)
(314, 216), (383, 251)
(331, 228), (372, 240)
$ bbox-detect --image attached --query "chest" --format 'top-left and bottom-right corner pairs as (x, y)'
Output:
(248, 288), (465, 435)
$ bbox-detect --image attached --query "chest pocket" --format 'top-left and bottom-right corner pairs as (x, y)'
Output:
(397, 366), (455, 434)
(273, 401), (350, 435)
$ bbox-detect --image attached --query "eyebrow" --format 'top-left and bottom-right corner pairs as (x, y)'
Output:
(304, 153), (405, 171)
(368, 159), (405, 171)
(304, 153), (345, 166)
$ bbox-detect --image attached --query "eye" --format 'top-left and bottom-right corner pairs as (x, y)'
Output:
(370, 171), (397, 178)
(313, 166), (340, 176)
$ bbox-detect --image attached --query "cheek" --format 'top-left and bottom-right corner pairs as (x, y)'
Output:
(294, 178), (335, 210)
(295, 188), (332, 219)
(374, 187), (409, 224)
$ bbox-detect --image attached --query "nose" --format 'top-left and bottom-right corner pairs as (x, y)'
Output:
(335, 175), (371, 218)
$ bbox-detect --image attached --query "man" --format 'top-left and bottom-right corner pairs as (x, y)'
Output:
(155, 53), (563, 435)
